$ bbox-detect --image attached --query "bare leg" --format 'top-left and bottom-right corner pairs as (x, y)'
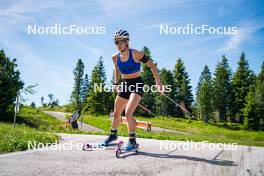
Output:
(112, 95), (128, 129)
(103, 95), (128, 145)
(125, 93), (141, 133)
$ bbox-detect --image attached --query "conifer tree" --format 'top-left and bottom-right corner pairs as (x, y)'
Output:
(212, 55), (232, 122)
(173, 58), (193, 117)
(86, 57), (108, 114)
(0, 50), (24, 119)
(231, 52), (255, 122)
(70, 59), (84, 108)
(243, 87), (257, 129)
(254, 62), (264, 130)
(196, 65), (213, 122)
(155, 68), (175, 116)
(140, 46), (156, 116)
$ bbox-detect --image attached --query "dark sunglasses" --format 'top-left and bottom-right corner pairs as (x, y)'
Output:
(114, 39), (126, 45)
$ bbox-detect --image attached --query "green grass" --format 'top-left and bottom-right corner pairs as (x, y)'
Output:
(83, 114), (264, 147)
(40, 104), (76, 113)
(18, 107), (64, 131)
(17, 107), (71, 132)
(0, 107), (89, 153)
(17, 107), (93, 135)
(8, 106), (263, 149)
(0, 123), (59, 154)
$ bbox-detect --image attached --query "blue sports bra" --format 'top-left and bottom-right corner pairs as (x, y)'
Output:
(117, 49), (141, 74)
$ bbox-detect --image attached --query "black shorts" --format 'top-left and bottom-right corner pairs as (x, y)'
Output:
(118, 76), (144, 100)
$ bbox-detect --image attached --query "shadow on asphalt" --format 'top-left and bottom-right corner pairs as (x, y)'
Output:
(118, 151), (236, 166)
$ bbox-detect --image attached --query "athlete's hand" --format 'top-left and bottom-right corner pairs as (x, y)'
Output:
(156, 80), (164, 95)
(113, 84), (120, 93)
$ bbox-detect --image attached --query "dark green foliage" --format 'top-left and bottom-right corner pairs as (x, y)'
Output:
(70, 59), (84, 108)
(68, 48), (262, 131)
(231, 52), (255, 123)
(140, 46), (156, 116)
(252, 62), (264, 130)
(243, 88), (258, 129)
(85, 57), (110, 114)
(0, 50), (24, 120)
(196, 65), (213, 122)
(155, 68), (175, 116)
(30, 102), (36, 108)
(212, 55), (232, 122)
(173, 58), (193, 117)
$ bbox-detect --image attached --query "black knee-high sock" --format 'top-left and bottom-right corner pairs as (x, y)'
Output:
(110, 128), (117, 136)
(129, 132), (136, 142)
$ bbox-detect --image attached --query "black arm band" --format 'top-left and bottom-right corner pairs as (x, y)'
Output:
(140, 54), (150, 63)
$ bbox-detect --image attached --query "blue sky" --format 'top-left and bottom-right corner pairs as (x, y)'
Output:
(0, 0), (264, 106)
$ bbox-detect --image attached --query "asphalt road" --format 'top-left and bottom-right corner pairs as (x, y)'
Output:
(0, 133), (263, 176)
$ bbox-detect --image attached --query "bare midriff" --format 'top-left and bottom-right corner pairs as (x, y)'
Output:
(121, 71), (141, 79)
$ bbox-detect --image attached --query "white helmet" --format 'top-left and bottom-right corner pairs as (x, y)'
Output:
(113, 29), (129, 41)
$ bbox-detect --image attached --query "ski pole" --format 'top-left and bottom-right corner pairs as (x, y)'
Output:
(162, 94), (195, 118)
(138, 104), (157, 117)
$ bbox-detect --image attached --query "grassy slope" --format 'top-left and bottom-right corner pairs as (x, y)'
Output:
(83, 114), (264, 147)
(0, 123), (59, 153)
(16, 107), (67, 132)
(0, 107), (80, 153)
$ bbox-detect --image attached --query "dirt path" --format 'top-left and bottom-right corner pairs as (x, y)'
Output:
(45, 111), (191, 135)
(44, 111), (104, 133)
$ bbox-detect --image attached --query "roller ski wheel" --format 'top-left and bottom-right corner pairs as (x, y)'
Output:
(82, 143), (94, 151)
(115, 143), (139, 158)
(116, 148), (122, 158)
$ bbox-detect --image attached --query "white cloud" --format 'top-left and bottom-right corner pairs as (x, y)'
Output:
(1, 38), (47, 70)
(97, 0), (204, 17)
(187, 46), (211, 58)
(221, 21), (264, 52)
(0, 0), (62, 22)
(140, 22), (174, 31)
(72, 40), (102, 57)
(97, 0), (135, 17)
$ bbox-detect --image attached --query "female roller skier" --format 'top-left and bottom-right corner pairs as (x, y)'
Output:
(101, 29), (163, 151)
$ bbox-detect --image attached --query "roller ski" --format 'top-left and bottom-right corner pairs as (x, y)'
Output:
(115, 141), (139, 158)
(83, 132), (123, 151)
(82, 140), (123, 151)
